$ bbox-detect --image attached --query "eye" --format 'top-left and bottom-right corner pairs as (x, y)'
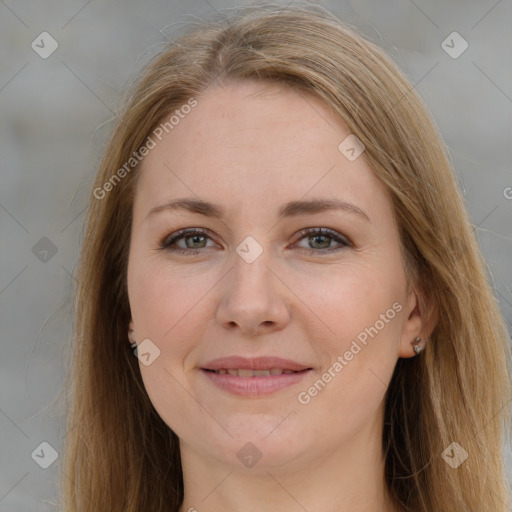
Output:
(292, 227), (352, 254)
(160, 228), (217, 255)
(159, 227), (352, 256)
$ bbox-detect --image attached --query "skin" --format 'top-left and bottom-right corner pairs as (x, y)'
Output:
(126, 80), (431, 512)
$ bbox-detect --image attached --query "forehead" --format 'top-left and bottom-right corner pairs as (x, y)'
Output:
(133, 80), (391, 221)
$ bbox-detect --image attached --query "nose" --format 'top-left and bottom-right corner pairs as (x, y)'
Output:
(215, 249), (291, 337)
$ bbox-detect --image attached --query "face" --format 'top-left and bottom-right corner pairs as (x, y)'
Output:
(126, 80), (424, 472)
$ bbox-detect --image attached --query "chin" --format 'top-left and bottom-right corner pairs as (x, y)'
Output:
(194, 422), (313, 471)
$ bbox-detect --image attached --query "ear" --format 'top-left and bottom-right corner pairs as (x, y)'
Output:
(398, 286), (438, 358)
(128, 319), (136, 344)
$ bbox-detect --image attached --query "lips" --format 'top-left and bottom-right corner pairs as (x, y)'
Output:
(206, 368), (298, 376)
(201, 356), (311, 372)
(200, 356), (313, 396)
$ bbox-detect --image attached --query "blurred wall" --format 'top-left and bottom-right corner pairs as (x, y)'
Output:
(1, 0), (511, 509)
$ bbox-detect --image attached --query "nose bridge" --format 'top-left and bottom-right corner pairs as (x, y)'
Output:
(215, 237), (290, 333)
(230, 239), (275, 302)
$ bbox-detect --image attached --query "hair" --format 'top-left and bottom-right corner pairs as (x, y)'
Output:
(60, 3), (512, 511)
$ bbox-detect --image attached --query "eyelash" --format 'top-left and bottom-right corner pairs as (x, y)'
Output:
(159, 227), (352, 256)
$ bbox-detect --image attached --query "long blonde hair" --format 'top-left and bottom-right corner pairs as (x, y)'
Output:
(61, 3), (512, 511)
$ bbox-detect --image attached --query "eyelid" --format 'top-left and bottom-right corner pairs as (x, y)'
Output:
(293, 227), (352, 247)
(160, 227), (215, 249)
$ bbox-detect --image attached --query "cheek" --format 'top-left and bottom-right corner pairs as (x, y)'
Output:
(295, 256), (405, 349)
(128, 261), (204, 433)
(293, 292), (403, 449)
(128, 256), (206, 341)
(295, 260), (405, 417)
(128, 258), (218, 408)
(127, 258), (195, 415)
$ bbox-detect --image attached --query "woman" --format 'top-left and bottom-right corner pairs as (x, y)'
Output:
(61, 3), (512, 511)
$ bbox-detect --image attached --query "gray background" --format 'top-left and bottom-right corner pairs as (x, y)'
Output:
(1, 0), (511, 510)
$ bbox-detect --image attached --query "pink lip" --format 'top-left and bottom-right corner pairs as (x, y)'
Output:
(202, 356), (311, 372)
(200, 356), (313, 397)
(201, 369), (313, 397)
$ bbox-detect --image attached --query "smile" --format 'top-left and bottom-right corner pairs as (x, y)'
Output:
(200, 367), (313, 396)
(205, 368), (300, 376)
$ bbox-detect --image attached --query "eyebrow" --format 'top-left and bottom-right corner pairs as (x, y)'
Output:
(145, 197), (371, 223)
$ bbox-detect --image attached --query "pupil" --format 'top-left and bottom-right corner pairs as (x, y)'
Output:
(189, 235), (205, 248)
(312, 235), (329, 248)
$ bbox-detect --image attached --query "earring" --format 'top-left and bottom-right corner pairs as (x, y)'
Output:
(412, 336), (425, 355)
(128, 329), (138, 357)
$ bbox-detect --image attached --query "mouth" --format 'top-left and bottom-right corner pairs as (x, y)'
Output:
(201, 355), (311, 372)
(199, 356), (313, 396)
(202, 368), (307, 377)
